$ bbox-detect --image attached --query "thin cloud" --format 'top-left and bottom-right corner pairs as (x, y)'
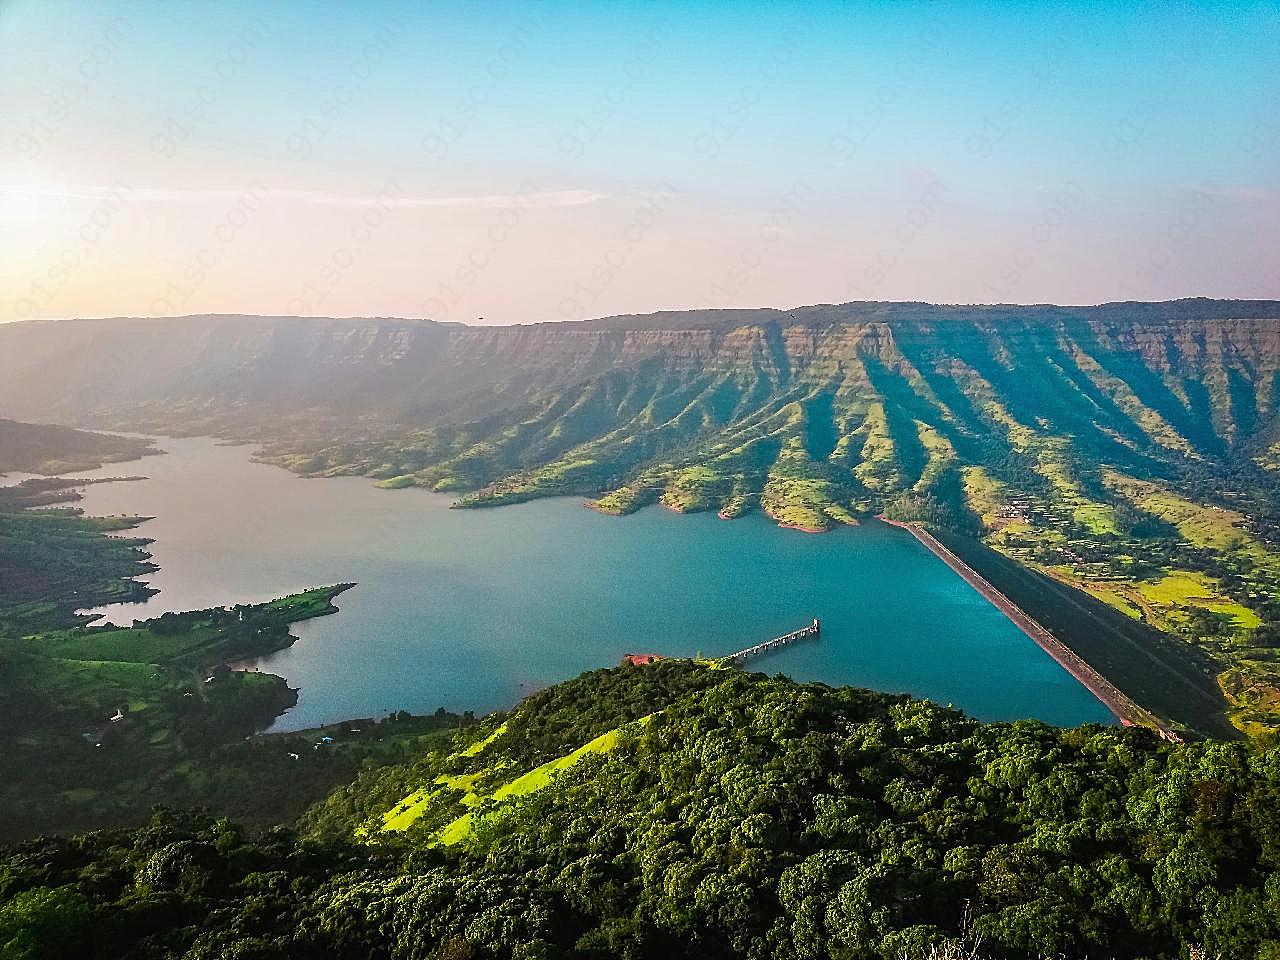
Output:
(344, 189), (608, 209)
(0, 183), (607, 209)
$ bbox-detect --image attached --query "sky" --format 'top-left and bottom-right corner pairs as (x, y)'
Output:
(1, 0), (1278, 325)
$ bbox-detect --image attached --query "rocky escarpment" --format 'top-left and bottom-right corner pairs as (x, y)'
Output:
(6, 299), (1280, 734)
(2, 302), (1280, 516)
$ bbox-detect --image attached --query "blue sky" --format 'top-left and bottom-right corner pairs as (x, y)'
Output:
(2, 0), (1277, 322)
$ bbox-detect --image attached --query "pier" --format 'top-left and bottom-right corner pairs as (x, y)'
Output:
(721, 619), (820, 664)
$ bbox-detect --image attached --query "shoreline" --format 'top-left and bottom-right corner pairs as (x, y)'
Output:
(762, 504), (827, 533)
(878, 516), (1177, 738)
(57, 433), (1172, 734)
(773, 519), (826, 534)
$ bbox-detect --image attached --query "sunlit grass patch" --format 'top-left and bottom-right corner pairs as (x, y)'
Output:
(660, 465), (729, 513)
(432, 716), (655, 846)
(1137, 571), (1263, 630)
(913, 421), (955, 492)
(853, 403), (898, 491)
(1103, 471), (1255, 553)
(459, 722), (507, 757)
(1072, 502), (1119, 536)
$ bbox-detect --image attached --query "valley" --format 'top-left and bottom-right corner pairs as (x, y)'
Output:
(3, 302), (1280, 958)
(7, 3), (1276, 953)
(0, 422), (1111, 841)
(2, 300), (1278, 735)
(62, 435), (1113, 731)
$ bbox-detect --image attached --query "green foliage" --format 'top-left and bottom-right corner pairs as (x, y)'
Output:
(5, 663), (1280, 959)
(0, 584), (375, 841)
(0, 506), (156, 634)
(0, 884), (91, 960)
(12, 311), (1280, 730)
(7, 311), (1280, 952)
(35, 584), (351, 666)
(197, 308), (1280, 732)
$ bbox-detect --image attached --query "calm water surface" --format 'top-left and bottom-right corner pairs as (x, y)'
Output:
(55, 437), (1113, 730)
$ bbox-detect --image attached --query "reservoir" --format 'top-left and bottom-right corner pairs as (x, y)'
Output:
(64, 436), (1114, 730)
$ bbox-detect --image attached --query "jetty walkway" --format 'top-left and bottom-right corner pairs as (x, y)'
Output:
(722, 619), (820, 664)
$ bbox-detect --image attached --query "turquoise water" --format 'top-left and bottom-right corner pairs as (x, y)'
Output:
(66, 436), (1114, 731)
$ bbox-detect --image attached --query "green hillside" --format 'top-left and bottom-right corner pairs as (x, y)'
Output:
(0, 584), (354, 838)
(6, 661), (1280, 960)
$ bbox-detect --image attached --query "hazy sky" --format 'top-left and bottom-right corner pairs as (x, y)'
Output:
(2, 0), (1278, 324)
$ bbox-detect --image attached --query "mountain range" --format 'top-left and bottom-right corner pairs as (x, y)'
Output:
(2, 298), (1280, 735)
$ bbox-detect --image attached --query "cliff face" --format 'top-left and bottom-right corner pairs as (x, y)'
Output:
(2, 300), (1277, 429)
(6, 300), (1280, 734)
(4, 299), (1278, 529)
(0, 302), (1275, 476)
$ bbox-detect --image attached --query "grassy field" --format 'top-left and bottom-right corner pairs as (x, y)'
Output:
(0, 418), (159, 475)
(1105, 471), (1275, 563)
(955, 450), (1280, 735)
(0, 584), (360, 839)
(0, 503), (157, 634)
(379, 715), (655, 843)
(33, 585), (352, 665)
(659, 465), (728, 512)
(35, 624), (224, 663)
(852, 402), (898, 491)
(1138, 571), (1263, 630)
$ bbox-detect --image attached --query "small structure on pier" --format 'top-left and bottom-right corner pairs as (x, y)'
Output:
(721, 619), (820, 664)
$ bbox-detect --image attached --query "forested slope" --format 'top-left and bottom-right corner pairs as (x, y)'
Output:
(3, 661), (1280, 960)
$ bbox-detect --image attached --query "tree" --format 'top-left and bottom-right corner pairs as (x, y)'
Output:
(0, 886), (91, 960)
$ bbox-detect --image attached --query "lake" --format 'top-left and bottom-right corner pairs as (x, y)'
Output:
(57, 436), (1113, 730)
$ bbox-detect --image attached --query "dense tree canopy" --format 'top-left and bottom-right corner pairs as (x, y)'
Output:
(4, 662), (1280, 959)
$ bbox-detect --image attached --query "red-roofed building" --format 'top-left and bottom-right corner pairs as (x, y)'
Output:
(622, 653), (663, 666)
